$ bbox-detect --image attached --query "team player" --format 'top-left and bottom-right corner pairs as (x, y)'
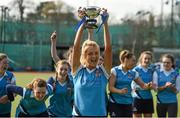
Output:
(47, 60), (73, 117)
(48, 31), (74, 117)
(153, 54), (180, 117)
(6, 78), (53, 117)
(131, 51), (154, 118)
(108, 50), (151, 117)
(0, 53), (16, 117)
(71, 8), (112, 116)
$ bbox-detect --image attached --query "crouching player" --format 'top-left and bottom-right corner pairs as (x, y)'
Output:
(6, 78), (53, 117)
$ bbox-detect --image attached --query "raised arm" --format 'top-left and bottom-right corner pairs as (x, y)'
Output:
(72, 24), (84, 75)
(50, 31), (60, 63)
(102, 9), (112, 74)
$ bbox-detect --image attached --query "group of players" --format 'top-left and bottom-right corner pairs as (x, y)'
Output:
(0, 9), (180, 118)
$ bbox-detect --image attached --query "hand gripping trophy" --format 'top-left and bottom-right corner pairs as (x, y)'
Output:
(76, 6), (109, 32)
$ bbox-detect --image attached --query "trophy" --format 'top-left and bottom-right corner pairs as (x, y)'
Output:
(84, 6), (101, 29)
(77, 6), (102, 29)
(76, 6), (108, 32)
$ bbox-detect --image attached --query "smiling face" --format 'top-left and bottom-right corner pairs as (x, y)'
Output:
(56, 62), (69, 83)
(33, 87), (46, 101)
(84, 46), (99, 69)
(162, 57), (173, 71)
(81, 40), (100, 70)
(0, 57), (9, 75)
(140, 54), (152, 67)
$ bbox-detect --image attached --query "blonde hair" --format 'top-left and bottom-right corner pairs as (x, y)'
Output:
(26, 78), (47, 90)
(80, 40), (100, 65)
(138, 51), (153, 64)
(0, 53), (8, 61)
(119, 50), (134, 63)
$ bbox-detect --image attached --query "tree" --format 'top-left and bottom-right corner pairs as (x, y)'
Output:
(9, 0), (35, 22)
(26, 1), (77, 24)
(120, 12), (158, 55)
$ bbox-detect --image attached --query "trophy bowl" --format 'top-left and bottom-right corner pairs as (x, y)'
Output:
(84, 6), (101, 29)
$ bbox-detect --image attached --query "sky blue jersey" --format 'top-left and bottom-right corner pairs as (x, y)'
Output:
(47, 77), (73, 116)
(154, 69), (178, 103)
(0, 71), (16, 114)
(131, 65), (153, 99)
(110, 65), (137, 104)
(72, 65), (108, 116)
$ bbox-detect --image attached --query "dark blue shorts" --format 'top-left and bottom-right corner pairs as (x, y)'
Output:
(157, 103), (177, 117)
(108, 101), (132, 117)
(18, 110), (49, 117)
(132, 98), (154, 114)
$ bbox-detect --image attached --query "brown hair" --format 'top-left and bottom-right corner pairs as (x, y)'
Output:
(119, 50), (134, 63)
(55, 60), (73, 95)
(138, 51), (153, 64)
(80, 40), (100, 65)
(161, 54), (175, 68)
(0, 53), (8, 61)
(55, 60), (70, 80)
(55, 59), (70, 71)
(26, 78), (47, 90)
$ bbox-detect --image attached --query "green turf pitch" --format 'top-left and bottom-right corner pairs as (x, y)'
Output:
(11, 72), (180, 117)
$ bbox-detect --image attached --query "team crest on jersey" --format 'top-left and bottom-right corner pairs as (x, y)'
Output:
(95, 70), (101, 77)
(127, 73), (133, 79)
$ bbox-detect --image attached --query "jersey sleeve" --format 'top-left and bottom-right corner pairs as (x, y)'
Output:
(175, 74), (180, 92)
(111, 68), (116, 76)
(47, 77), (55, 86)
(134, 70), (139, 80)
(10, 76), (16, 85)
(6, 84), (23, 101)
(152, 71), (158, 89)
(46, 84), (54, 96)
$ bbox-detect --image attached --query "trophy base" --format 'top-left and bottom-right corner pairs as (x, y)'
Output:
(85, 19), (98, 29)
(85, 24), (98, 29)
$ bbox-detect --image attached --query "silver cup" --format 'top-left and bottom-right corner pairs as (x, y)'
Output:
(82, 6), (101, 29)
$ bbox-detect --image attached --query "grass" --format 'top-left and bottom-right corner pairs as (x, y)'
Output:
(11, 72), (180, 117)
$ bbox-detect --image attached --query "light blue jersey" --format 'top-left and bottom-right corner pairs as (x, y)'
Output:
(48, 77), (73, 116)
(155, 69), (178, 103)
(131, 65), (153, 99)
(72, 65), (108, 116)
(110, 65), (136, 104)
(16, 84), (53, 116)
(0, 71), (15, 114)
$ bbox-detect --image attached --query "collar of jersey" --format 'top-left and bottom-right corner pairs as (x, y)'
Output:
(58, 81), (67, 86)
(160, 68), (174, 76)
(117, 65), (128, 75)
(83, 65), (99, 73)
(137, 65), (148, 72)
(0, 71), (8, 81)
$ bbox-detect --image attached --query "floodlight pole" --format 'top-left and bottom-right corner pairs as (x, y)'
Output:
(170, 0), (175, 47)
(0, 6), (8, 52)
